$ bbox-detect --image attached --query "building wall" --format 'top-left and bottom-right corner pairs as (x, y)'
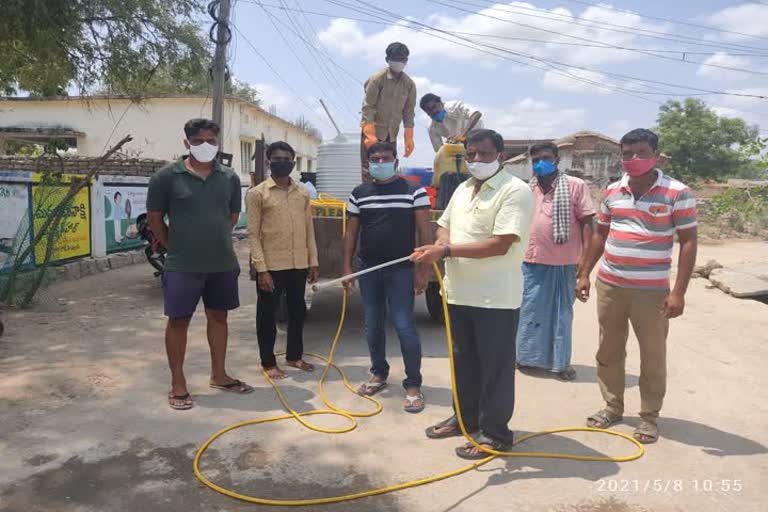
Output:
(0, 97), (320, 183)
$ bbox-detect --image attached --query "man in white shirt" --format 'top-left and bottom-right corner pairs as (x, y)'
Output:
(300, 174), (318, 199)
(420, 94), (484, 152)
(413, 129), (534, 459)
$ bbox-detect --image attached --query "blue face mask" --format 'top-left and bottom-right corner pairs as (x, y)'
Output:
(532, 159), (557, 176)
(368, 161), (397, 181)
(432, 109), (447, 122)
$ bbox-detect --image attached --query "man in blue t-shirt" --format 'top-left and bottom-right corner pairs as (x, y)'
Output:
(343, 142), (432, 413)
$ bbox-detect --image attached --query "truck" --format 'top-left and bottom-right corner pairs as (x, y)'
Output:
(307, 203), (445, 323)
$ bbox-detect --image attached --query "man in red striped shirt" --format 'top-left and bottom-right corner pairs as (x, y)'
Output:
(576, 128), (697, 444)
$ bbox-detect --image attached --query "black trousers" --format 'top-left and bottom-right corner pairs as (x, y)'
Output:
(448, 304), (519, 446)
(256, 269), (308, 368)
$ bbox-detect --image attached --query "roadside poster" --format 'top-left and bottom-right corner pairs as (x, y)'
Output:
(0, 182), (32, 271)
(103, 183), (148, 252)
(31, 176), (91, 264)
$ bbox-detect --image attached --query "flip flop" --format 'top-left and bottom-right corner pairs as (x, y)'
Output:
(358, 379), (387, 396)
(403, 392), (425, 413)
(455, 433), (510, 460)
(286, 360), (315, 372)
(168, 393), (193, 410)
(425, 416), (465, 439)
(210, 379), (254, 394)
(586, 409), (623, 429)
(633, 421), (659, 444)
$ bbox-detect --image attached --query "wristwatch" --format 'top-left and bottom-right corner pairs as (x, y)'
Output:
(443, 244), (452, 259)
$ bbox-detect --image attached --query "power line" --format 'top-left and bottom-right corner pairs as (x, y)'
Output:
(272, 0), (358, 122)
(337, 0), (768, 101)
(325, 0), (666, 103)
(557, 0), (768, 42)
(251, 1), (358, 124)
(454, 0), (768, 53)
(245, 1), (768, 58)
(287, 0), (364, 84)
(280, 0), (362, 111)
(231, 23), (335, 131)
(430, 0), (768, 75)
(241, 0), (366, 84)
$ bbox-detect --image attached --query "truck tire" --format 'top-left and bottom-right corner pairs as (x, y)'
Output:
(425, 281), (444, 323)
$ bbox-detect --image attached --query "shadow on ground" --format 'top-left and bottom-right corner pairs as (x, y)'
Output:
(0, 438), (404, 512)
(627, 416), (768, 457)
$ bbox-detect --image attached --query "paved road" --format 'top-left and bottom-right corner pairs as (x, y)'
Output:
(1, 241), (766, 512)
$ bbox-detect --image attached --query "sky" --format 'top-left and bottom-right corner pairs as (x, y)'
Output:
(225, 0), (768, 166)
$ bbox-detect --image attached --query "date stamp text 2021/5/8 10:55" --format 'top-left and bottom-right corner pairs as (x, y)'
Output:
(595, 479), (744, 494)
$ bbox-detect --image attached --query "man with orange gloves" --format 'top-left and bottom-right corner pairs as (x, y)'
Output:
(360, 42), (416, 172)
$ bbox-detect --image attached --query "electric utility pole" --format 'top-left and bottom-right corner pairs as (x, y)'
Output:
(211, 0), (232, 132)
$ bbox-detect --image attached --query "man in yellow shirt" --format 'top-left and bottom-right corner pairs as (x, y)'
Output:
(414, 129), (534, 459)
(360, 42), (416, 171)
(247, 141), (319, 379)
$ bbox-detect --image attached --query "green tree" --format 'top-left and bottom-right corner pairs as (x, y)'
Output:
(0, 0), (208, 96)
(655, 98), (761, 181)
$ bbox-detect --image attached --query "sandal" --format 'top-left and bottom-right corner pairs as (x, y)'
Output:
(358, 379), (387, 396)
(633, 421), (659, 444)
(168, 393), (193, 410)
(586, 409), (623, 429)
(455, 433), (510, 460)
(209, 379), (254, 394)
(556, 366), (577, 381)
(425, 415), (466, 439)
(403, 391), (425, 414)
(286, 360), (315, 372)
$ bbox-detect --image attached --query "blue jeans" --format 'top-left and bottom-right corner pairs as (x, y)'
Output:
(358, 262), (422, 389)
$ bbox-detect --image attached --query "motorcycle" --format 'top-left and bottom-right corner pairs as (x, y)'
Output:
(134, 213), (165, 277)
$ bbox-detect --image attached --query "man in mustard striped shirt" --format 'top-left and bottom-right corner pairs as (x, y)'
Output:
(247, 141), (319, 380)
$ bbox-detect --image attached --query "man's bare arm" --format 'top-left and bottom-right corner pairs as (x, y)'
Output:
(147, 211), (169, 248)
(342, 216), (361, 288)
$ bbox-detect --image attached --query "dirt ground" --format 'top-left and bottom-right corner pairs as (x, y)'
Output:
(1, 240), (767, 512)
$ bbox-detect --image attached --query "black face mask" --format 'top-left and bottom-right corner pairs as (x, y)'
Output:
(270, 161), (295, 177)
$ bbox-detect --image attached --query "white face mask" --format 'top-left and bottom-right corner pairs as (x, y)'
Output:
(388, 61), (406, 73)
(468, 160), (500, 180)
(188, 140), (219, 163)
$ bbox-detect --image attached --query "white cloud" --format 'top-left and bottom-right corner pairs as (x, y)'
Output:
(696, 52), (752, 79)
(542, 68), (609, 94)
(706, 3), (768, 40)
(484, 97), (587, 139)
(709, 87), (768, 130)
(318, 2), (666, 68)
(609, 119), (633, 137)
(711, 106), (744, 118)
(255, 83), (294, 114)
(720, 87), (768, 110)
(411, 76), (463, 98)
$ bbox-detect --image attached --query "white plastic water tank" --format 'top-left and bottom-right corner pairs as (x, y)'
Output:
(316, 132), (361, 200)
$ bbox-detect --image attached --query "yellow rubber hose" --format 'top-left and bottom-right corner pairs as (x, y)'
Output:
(193, 262), (645, 506)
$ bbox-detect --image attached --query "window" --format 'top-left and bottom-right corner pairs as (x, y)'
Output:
(296, 156), (303, 173)
(240, 140), (254, 176)
(307, 159), (313, 172)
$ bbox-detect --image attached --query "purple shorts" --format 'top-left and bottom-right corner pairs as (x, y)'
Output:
(162, 269), (240, 318)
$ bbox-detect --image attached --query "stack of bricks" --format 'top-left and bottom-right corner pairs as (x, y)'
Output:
(0, 156), (169, 177)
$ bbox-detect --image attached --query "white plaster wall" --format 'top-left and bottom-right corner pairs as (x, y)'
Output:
(0, 97), (320, 183)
